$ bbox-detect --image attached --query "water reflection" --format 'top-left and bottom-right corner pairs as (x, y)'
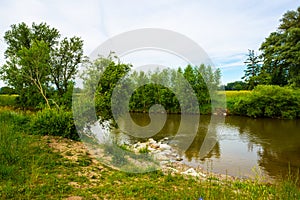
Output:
(225, 116), (300, 180)
(115, 113), (300, 181)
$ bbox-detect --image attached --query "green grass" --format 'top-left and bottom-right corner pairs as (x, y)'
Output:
(0, 109), (300, 199)
(0, 95), (17, 106)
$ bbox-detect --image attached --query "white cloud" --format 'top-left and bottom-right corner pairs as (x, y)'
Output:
(0, 0), (299, 87)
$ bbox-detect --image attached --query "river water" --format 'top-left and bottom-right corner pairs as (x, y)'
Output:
(113, 113), (300, 181)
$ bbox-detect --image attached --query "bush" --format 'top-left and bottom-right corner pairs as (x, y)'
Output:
(30, 108), (79, 140)
(229, 85), (300, 119)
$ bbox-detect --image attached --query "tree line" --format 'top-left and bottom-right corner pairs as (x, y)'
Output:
(78, 55), (221, 121)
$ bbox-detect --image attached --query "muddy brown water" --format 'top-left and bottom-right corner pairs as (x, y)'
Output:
(111, 113), (300, 181)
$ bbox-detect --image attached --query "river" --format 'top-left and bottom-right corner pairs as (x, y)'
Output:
(112, 113), (300, 181)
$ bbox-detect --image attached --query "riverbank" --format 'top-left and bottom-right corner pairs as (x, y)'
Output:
(121, 137), (239, 182)
(1, 110), (300, 199)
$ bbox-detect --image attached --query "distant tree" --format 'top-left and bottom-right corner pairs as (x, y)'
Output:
(225, 81), (247, 90)
(242, 50), (261, 89)
(0, 86), (16, 94)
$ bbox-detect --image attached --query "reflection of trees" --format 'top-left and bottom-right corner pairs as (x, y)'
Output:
(185, 134), (220, 162)
(128, 113), (220, 161)
(225, 116), (300, 181)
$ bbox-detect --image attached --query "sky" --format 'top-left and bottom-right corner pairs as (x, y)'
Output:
(0, 0), (299, 87)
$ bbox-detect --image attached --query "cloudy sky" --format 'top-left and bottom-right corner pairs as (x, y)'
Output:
(0, 0), (299, 87)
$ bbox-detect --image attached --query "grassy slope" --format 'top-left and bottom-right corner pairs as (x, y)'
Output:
(1, 110), (300, 199)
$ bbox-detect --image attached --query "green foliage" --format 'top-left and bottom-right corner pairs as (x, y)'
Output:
(0, 112), (31, 182)
(139, 146), (149, 153)
(128, 65), (220, 114)
(229, 85), (300, 119)
(81, 55), (222, 120)
(0, 95), (17, 106)
(0, 111), (75, 199)
(242, 50), (262, 89)
(224, 81), (248, 91)
(0, 86), (16, 95)
(259, 7), (300, 87)
(94, 57), (131, 121)
(30, 108), (78, 140)
(0, 22), (84, 109)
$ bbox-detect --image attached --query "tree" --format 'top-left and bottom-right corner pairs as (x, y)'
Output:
(225, 81), (247, 90)
(242, 50), (261, 89)
(0, 86), (16, 94)
(91, 55), (131, 120)
(0, 22), (84, 108)
(50, 36), (84, 106)
(259, 6), (300, 87)
(17, 40), (51, 107)
(1, 22), (59, 108)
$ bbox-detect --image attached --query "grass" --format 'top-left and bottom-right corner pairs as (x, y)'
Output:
(220, 90), (251, 100)
(218, 90), (252, 114)
(1, 109), (299, 199)
(0, 94), (17, 107)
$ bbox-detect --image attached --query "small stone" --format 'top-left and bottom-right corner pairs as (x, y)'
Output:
(160, 161), (169, 165)
(199, 172), (206, 177)
(147, 147), (156, 152)
(181, 168), (199, 177)
(176, 156), (183, 161)
(149, 143), (160, 149)
(162, 149), (172, 155)
(148, 138), (157, 144)
(159, 143), (171, 151)
(155, 153), (169, 161)
(166, 167), (178, 173)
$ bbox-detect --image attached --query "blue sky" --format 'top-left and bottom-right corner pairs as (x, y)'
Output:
(0, 0), (299, 87)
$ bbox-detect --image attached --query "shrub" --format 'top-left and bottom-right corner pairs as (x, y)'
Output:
(30, 108), (79, 140)
(229, 85), (300, 119)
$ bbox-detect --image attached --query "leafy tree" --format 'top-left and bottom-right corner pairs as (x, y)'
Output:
(50, 36), (84, 106)
(0, 22), (84, 108)
(242, 50), (261, 89)
(50, 37), (84, 95)
(17, 40), (51, 107)
(92, 55), (131, 120)
(1, 23), (59, 108)
(259, 6), (300, 87)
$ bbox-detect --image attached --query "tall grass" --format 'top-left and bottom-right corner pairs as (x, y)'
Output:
(0, 111), (73, 199)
